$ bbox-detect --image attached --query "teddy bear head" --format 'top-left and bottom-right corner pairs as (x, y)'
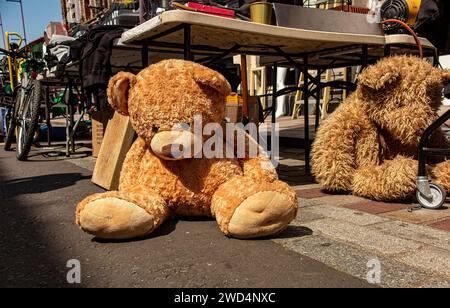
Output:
(357, 55), (450, 147)
(107, 59), (231, 160)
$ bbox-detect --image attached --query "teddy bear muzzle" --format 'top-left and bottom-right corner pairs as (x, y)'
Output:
(150, 130), (202, 160)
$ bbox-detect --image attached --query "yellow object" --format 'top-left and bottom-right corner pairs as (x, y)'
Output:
(291, 73), (304, 119)
(5, 32), (23, 92)
(226, 93), (241, 104)
(405, 0), (422, 26)
(249, 2), (273, 25)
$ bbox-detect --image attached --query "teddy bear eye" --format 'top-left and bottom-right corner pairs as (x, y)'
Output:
(152, 125), (160, 133)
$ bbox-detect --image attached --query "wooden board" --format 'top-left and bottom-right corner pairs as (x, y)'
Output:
(92, 112), (136, 191)
(91, 109), (114, 158)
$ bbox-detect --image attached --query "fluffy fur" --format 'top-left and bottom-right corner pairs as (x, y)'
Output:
(76, 60), (298, 240)
(312, 55), (450, 201)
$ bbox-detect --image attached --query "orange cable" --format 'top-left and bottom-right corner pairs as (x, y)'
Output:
(382, 19), (423, 59)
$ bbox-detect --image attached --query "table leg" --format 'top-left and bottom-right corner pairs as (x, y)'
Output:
(142, 43), (149, 68)
(384, 45), (391, 57)
(303, 56), (310, 174)
(315, 69), (321, 132)
(362, 45), (368, 69)
(241, 55), (249, 121)
(271, 63), (277, 125)
(184, 25), (192, 61)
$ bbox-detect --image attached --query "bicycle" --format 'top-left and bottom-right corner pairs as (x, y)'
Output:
(1, 43), (45, 160)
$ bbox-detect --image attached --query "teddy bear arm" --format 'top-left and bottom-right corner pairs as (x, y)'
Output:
(118, 137), (147, 191)
(76, 187), (170, 239)
(311, 107), (360, 192)
(229, 129), (278, 182)
(211, 176), (298, 239)
(352, 155), (417, 201)
(239, 156), (278, 182)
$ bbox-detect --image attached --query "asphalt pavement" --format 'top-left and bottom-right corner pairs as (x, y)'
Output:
(0, 148), (372, 288)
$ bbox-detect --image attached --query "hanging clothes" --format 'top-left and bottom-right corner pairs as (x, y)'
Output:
(80, 25), (126, 110)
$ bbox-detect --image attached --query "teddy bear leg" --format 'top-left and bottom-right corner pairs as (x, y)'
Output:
(76, 187), (170, 240)
(431, 160), (450, 192)
(352, 156), (417, 201)
(211, 176), (298, 239)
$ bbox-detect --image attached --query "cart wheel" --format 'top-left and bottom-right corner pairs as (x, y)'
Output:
(416, 183), (447, 209)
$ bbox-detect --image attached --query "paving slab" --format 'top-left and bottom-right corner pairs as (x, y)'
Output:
(313, 194), (367, 207)
(398, 247), (450, 278)
(295, 208), (325, 224)
(301, 204), (390, 226)
(292, 183), (323, 190)
(296, 188), (330, 199)
(297, 197), (324, 208)
(303, 218), (422, 256)
(371, 221), (450, 252)
(343, 201), (411, 214)
(418, 276), (450, 288)
(382, 207), (450, 224)
(428, 218), (450, 232)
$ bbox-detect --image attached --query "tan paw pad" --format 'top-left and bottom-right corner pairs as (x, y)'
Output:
(78, 198), (154, 239)
(228, 191), (295, 239)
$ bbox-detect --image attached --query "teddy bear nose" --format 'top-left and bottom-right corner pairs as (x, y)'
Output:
(161, 144), (184, 159)
(150, 130), (201, 161)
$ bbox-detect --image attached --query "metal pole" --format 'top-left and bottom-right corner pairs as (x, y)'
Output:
(0, 13), (6, 48)
(6, 0), (27, 45)
(18, 0), (27, 45)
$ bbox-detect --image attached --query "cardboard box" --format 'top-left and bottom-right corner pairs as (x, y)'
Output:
(91, 108), (114, 158)
(226, 94), (260, 124)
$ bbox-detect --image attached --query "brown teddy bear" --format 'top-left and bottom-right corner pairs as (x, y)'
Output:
(312, 55), (450, 202)
(76, 59), (298, 240)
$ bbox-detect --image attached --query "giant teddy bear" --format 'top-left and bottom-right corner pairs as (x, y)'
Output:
(76, 59), (298, 240)
(312, 55), (450, 201)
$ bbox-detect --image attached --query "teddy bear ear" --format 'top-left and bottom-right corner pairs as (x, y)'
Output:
(357, 64), (400, 91)
(107, 72), (137, 116)
(192, 66), (232, 97)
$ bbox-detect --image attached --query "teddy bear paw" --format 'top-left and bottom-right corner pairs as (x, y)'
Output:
(78, 198), (155, 240)
(227, 191), (296, 239)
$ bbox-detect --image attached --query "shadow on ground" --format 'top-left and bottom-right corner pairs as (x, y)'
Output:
(2, 173), (91, 198)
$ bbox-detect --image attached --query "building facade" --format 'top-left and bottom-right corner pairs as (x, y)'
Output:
(61, 0), (133, 25)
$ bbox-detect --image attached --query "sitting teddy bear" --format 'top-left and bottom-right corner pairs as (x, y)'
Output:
(312, 55), (450, 202)
(76, 59), (298, 240)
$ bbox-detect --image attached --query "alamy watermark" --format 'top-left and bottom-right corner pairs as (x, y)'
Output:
(66, 259), (81, 284)
(163, 115), (280, 168)
(366, 258), (382, 284)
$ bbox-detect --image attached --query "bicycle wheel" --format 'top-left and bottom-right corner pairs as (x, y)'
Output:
(16, 79), (41, 161)
(4, 87), (22, 151)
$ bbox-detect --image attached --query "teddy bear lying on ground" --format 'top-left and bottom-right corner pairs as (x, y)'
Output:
(312, 55), (450, 202)
(76, 59), (298, 240)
